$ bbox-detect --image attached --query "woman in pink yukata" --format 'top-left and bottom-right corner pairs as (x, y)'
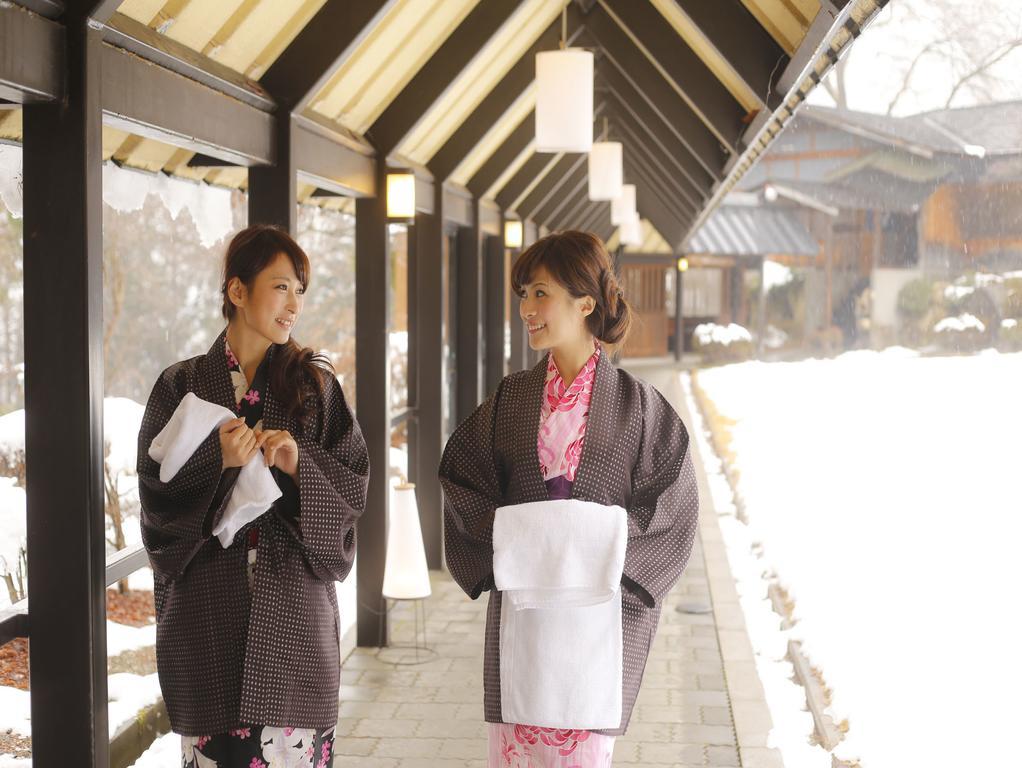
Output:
(440, 231), (700, 767)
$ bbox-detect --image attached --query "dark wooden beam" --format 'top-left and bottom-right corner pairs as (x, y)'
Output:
(603, 99), (702, 216)
(578, 17), (727, 180)
(0, 3), (62, 102)
(260, 0), (393, 111)
(429, 5), (584, 181)
(495, 152), (554, 212)
(101, 39), (274, 166)
(466, 109), (533, 199)
(671, 0), (787, 109)
(623, 156), (688, 249)
(22, 14), (108, 767)
(355, 162), (391, 647)
(607, 116), (698, 221)
(293, 116), (376, 198)
(594, 0), (746, 153)
(534, 166), (588, 228)
(596, 66), (713, 200)
(101, 12), (273, 111)
(368, 0), (526, 156)
(516, 152), (586, 222)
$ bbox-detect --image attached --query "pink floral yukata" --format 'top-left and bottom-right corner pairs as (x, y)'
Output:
(488, 341), (616, 768)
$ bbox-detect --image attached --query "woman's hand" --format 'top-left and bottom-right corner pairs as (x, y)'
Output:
(219, 417), (258, 471)
(256, 429), (299, 479)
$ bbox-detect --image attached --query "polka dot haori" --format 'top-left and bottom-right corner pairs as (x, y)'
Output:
(439, 348), (700, 754)
(137, 328), (369, 744)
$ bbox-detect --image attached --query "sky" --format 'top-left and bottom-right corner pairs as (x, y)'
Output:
(806, 0), (1022, 116)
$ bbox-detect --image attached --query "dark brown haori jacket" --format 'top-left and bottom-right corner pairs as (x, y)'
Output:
(439, 351), (699, 737)
(137, 329), (369, 736)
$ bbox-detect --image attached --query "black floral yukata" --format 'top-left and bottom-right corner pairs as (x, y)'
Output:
(179, 338), (336, 768)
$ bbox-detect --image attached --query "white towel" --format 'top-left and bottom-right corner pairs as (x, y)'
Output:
(148, 392), (282, 548)
(493, 499), (627, 730)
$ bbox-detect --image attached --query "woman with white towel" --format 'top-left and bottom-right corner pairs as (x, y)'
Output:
(137, 224), (368, 768)
(440, 230), (700, 767)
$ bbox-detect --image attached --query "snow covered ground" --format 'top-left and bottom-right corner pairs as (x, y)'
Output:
(691, 348), (1022, 768)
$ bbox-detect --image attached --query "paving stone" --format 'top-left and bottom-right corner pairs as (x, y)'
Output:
(740, 746), (785, 768)
(676, 723), (736, 746)
(334, 737), (377, 756)
(352, 719), (421, 738)
(371, 737), (445, 758)
(706, 744), (742, 766)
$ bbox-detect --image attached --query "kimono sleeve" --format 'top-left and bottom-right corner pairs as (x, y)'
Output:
(137, 369), (236, 582)
(621, 382), (700, 610)
(281, 376), (369, 583)
(439, 383), (504, 600)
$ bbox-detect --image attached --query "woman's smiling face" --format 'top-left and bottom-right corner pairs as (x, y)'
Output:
(228, 251), (305, 345)
(518, 265), (594, 351)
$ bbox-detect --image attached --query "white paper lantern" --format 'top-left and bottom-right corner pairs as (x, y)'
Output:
(611, 183), (636, 226)
(620, 213), (643, 247)
(588, 141), (623, 201)
(535, 49), (593, 153)
(382, 483), (432, 600)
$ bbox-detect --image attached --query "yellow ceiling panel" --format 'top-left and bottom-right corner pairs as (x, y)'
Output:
(115, 0), (168, 25)
(113, 135), (181, 173)
(482, 138), (534, 202)
(398, 0), (566, 164)
(449, 83), (536, 186)
(0, 110), (23, 143)
(102, 126), (133, 161)
(650, 0), (762, 113)
(203, 166), (248, 189)
(205, 0), (326, 79)
(160, 0), (248, 53)
(309, 0), (478, 135)
(741, 0), (818, 54)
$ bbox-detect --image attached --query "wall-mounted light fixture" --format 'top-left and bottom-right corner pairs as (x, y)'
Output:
(386, 170), (415, 220)
(504, 219), (524, 250)
(677, 257), (690, 272)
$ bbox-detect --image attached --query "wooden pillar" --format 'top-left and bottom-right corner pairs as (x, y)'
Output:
(22, 15), (109, 768)
(484, 233), (506, 395)
(248, 115), (296, 232)
(354, 161), (390, 646)
(413, 186), (444, 569)
(455, 203), (484, 423)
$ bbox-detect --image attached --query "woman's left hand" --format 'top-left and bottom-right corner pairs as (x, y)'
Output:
(257, 429), (299, 479)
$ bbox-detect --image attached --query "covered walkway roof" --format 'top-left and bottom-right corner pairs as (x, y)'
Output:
(1, 0), (888, 248)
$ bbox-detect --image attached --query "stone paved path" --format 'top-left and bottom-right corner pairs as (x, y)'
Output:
(333, 364), (782, 768)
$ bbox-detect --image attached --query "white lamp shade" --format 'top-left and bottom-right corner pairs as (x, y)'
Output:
(386, 172), (416, 219)
(588, 141), (623, 200)
(611, 184), (636, 225)
(535, 49), (593, 153)
(382, 484), (432, 600)
(504, 219), (523, 249)
(620, 214), (643, 247)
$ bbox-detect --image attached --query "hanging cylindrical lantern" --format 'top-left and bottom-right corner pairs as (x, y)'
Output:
(535, 49), (593, 153)
(588, 141), (623, 201)
(611, 183), (636, 226)
(620, 213), (643, 247)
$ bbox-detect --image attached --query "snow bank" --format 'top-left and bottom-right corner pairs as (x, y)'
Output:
(933, 313), (985, 333)
(693, 322), (753, 346)
(695, 350), (1022, 768)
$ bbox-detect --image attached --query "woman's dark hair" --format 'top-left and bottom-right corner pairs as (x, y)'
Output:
(221, 224), (333, 425)
(510, 230), (633, 346)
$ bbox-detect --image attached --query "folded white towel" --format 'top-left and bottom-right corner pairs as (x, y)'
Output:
(493, 499), (627, 730)
(148, 392), (282, 548)
(494, 499), (627, 609)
